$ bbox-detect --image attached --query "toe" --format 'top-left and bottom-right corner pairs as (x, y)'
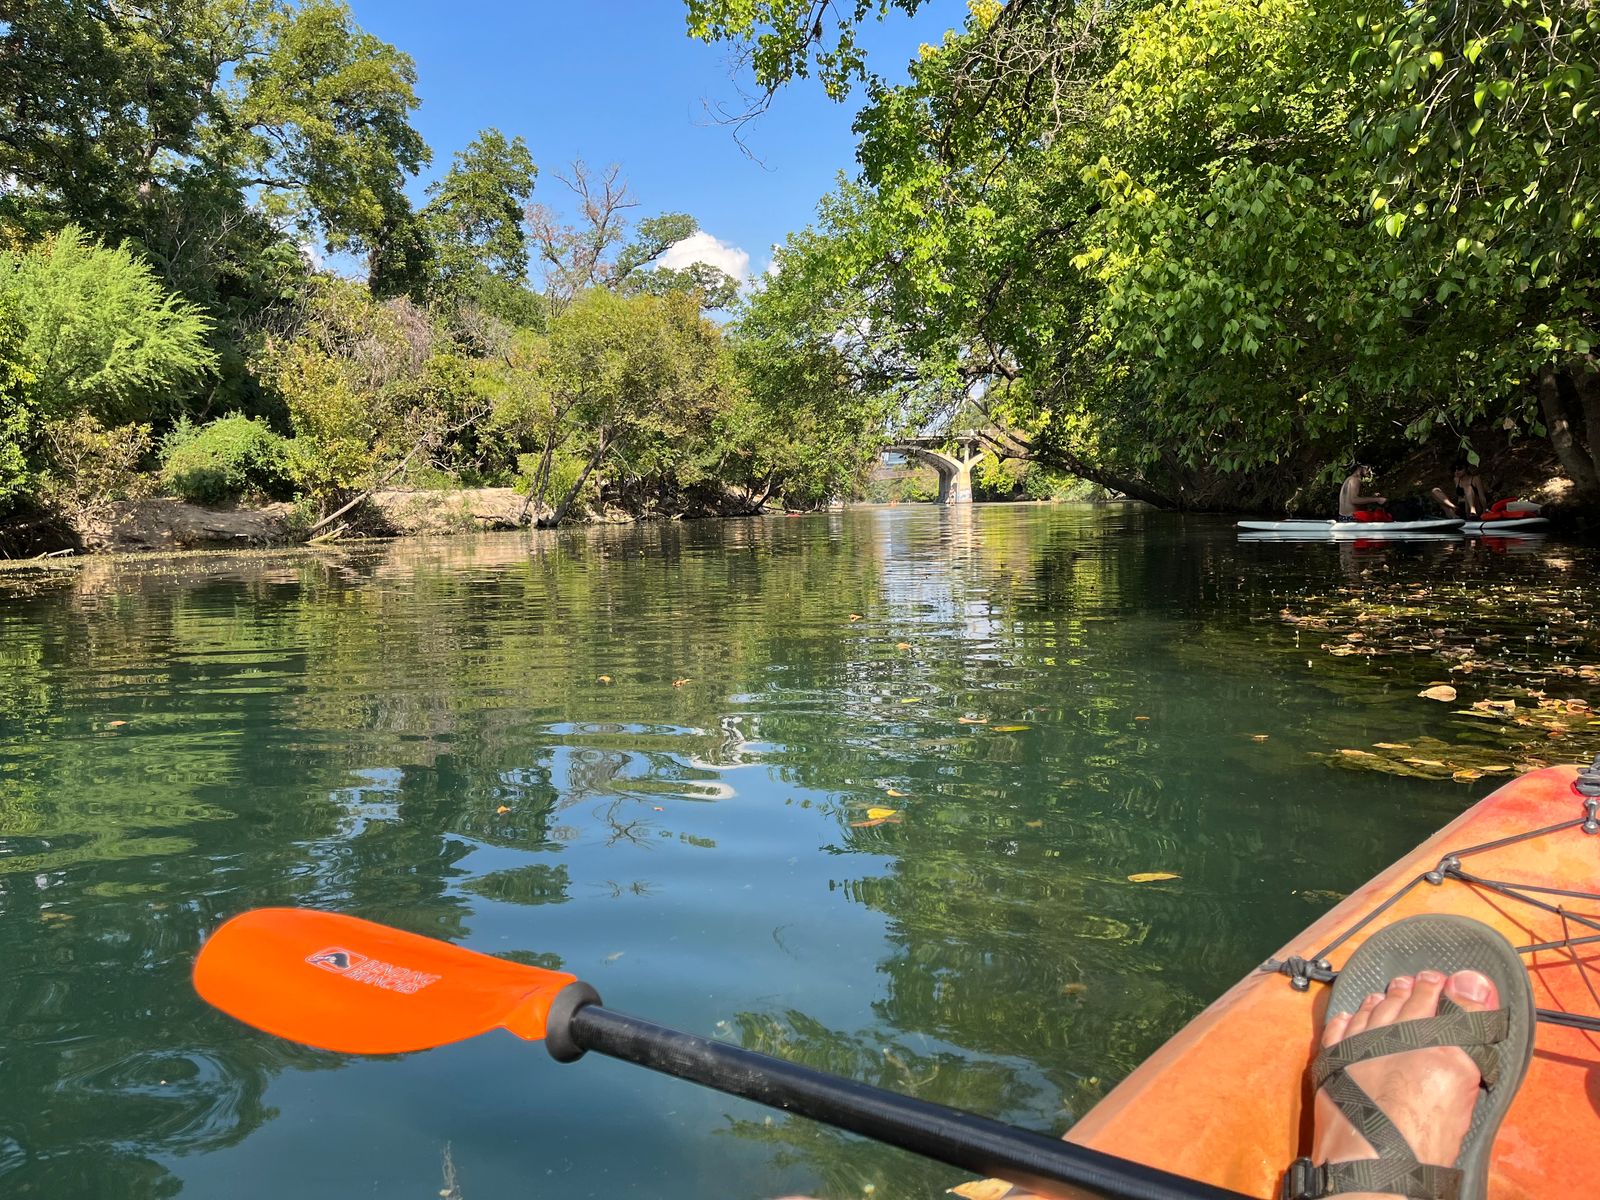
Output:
(1344, 991), (1385, 1037)
(1442, 969), (1497, 1013)
(1366, 974), (1415, 1027)
(1398, 969), (1447, 1021)
(1322, 1010), (1353, 1048)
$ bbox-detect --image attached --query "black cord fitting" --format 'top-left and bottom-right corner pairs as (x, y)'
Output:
(1424, 855), (1459, 885)
(1261, 955), (1337, 991)
(1575, 754), (1600, 801)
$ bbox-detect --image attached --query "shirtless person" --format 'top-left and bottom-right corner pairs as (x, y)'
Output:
(1337, 464), (1392, 523)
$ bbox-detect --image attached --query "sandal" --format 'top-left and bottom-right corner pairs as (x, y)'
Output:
(1281, 914), (1535, 1200)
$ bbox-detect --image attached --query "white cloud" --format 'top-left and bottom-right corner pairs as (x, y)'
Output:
(659, 231), (750, 281)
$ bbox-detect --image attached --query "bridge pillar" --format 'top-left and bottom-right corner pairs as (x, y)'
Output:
(884, 441), (987, 505)
(938, 458), (974, 504)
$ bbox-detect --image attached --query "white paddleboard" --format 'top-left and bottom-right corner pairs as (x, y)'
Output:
(1238, 530), (1463, 543)
(1460, 517), (1549, 534)
(1235, 518), (1464, 534)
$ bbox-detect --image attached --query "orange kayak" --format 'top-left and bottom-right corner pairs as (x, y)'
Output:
(1061, 764), (1600, 1200)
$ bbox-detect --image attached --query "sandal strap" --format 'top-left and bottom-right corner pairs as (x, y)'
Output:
(1311, 998), (1508, 1090)
(1322, 1069), (1417, 1161)
(1282, 1155), (1462, 1200)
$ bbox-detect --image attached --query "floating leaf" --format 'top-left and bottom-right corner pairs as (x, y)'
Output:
(596, 675), (612, 685)
(849, 613), (863, 622)
(900, 697), (922, 704)
(850, 814), (901, 828)
(495, 805), (511, 815)
(107, 720), (127, 728)
(1327, 645), (1359, 656)
(991, 724), (1030, 732)
(1134, 715), (1151, 722)
(1373, 742), (1410, 750)
(884, 788), (909, 798)
(1251, 734), (1270, 742)
(1404, 758), (1447, 767)
(866, 807), (899, 820)
(1452, 768), (1485, 782)
(1418, 685), (1457, 701)
(896, 642), (912, 651)
(957, 716), (989, 725)
(672, 678), (690, 688)
(1024, 819), (1044, 829)
(1127, 871), (1180, 883)
(950, 1181), (1015, 1200)
(1339, 748), (1378, 757)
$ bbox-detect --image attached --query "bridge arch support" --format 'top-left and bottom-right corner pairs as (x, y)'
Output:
(883, 437), (986, 505)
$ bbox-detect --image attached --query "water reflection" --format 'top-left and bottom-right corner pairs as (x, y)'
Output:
(0, 508), (1595, 1198)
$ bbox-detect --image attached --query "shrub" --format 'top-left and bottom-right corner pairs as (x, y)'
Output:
(159, 414), (294, 505)
(0, 225), (215, 425)
(0, 294), (38, 515)
(38, 412), (153, 524)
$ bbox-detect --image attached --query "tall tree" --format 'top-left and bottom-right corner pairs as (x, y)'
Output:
(526, 161), (741, 315)
(423, 129), (539, 293)
(0, 0), (429, 268)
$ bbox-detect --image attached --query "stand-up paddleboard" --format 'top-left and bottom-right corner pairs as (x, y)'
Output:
(1460, 516), (1549, 534)
(1236, 518), (1464, 535)
(1238, 530), (1462, 543)
(1048, 764), (1600, 1200)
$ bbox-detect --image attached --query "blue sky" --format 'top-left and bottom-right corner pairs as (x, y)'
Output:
(345, 0), (969, 281)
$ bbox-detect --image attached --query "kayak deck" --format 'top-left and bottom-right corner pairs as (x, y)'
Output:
(1064, 766), (1600, 1200)
(1236, 518), (1464, 534)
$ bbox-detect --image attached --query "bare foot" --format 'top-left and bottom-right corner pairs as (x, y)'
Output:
(1312, 969), (1498, 1199)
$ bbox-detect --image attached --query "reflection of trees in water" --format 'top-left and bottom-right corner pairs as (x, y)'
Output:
(717, 1008), (1058, 1200)
(8, 512), (1585, 1195)
(0, 520), (907, 1196)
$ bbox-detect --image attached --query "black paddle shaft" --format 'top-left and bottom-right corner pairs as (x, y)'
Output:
(543, 985), (1253, 1200)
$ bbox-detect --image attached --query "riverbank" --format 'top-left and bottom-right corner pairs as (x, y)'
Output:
(0, 485), (749, 560)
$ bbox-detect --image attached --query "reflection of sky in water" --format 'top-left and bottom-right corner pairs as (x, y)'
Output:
(0, 505), (1595, 1199)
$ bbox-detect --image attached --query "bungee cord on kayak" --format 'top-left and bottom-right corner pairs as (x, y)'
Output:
(1263, 753), (1600, 1035)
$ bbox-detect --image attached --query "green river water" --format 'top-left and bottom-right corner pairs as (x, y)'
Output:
(2, 504), (1596, 1199)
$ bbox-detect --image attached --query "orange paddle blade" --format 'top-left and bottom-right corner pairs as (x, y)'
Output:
(194, 908), (577, 1054)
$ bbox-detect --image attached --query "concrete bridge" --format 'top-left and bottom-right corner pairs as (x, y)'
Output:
(882, 433), (987, 504)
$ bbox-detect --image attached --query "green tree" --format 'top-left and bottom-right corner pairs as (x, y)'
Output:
(0, 294), (39, 514)
(259, 277), (461, 509)
(1355, 0), (1600, 497)
(0, 225), (217, 427)
(423, 129), (538, 293)
(2, 0), (428, 262)
(538, 289), (734, 524)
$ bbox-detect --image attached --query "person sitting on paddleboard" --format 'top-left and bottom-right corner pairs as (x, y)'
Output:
(1431, 458), (1487, 519)
(1336, 464), (1391, 523)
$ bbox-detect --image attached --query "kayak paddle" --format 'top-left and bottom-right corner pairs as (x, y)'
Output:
(194, 908), (1248, 1200)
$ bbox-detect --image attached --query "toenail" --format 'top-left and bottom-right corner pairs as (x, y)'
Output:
(1454, 971), (1490, 1002)
(1417, 970), (1445, 984)
(1389, 976), (1413, 990)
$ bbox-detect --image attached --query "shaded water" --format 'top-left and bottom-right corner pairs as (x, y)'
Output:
(2, 505), (1596, 1199)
